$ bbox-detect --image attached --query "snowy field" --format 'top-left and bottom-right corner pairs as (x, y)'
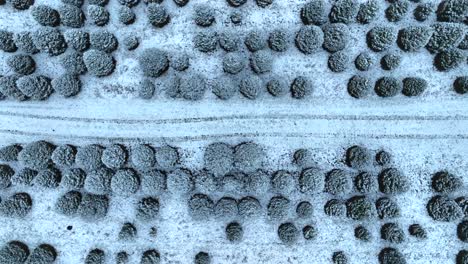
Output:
(0, 0), (467, 263)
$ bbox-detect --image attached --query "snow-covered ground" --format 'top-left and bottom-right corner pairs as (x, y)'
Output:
(0, 0), (467, 263)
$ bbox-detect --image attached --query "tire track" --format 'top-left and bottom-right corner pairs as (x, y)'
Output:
(0, 110), (466, 125)
(0, 104), (64, 110)
(0, 129), (466, 143)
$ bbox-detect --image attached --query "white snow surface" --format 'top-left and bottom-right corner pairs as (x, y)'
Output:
(0, 0), (467, 263)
